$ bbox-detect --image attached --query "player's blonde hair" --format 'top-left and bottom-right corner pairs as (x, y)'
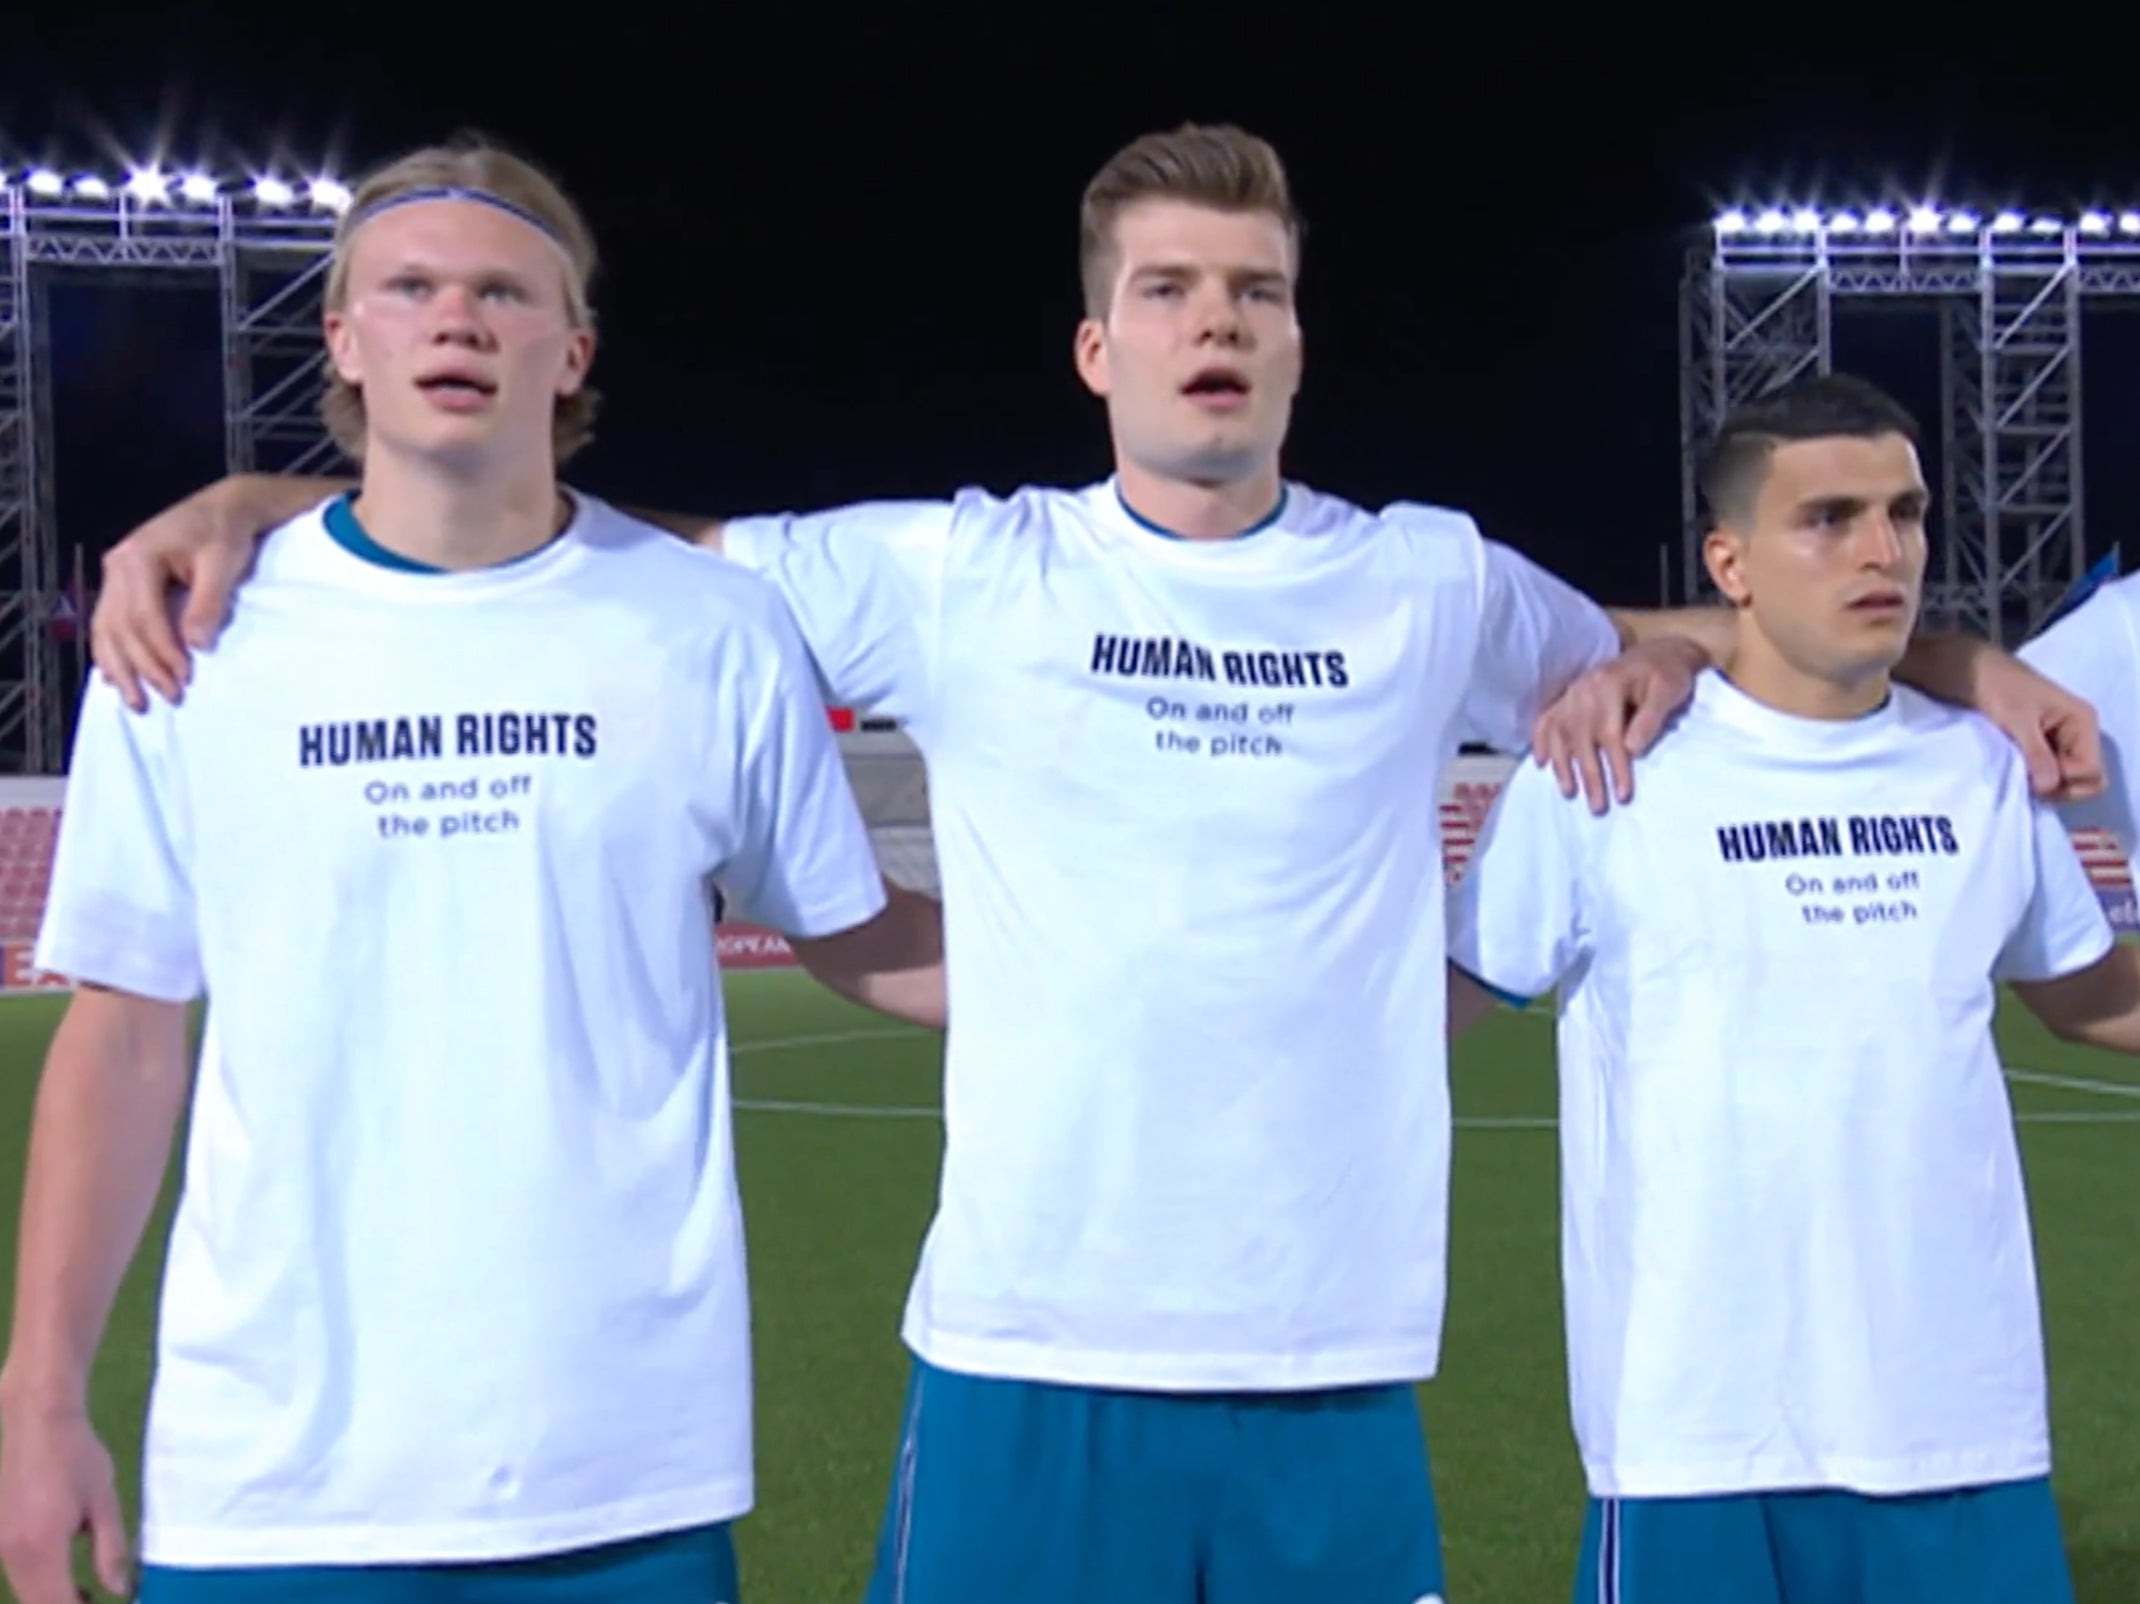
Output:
(1077, 123), (1304, 317)
(320, 136), (601, 464)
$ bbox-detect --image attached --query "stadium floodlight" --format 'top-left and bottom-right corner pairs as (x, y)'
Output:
(1827, 210), (1861, 234)
(0, 143), (348, 774)
(1946, 211), (1980, 234)
(2030, 216), (2064, 235)
(1791, 208), (1822, 234)
(2080, 210), (2112, 236)
(308, 177), (352, 214)
(252, 175), (296, 208)
(1907, 206), (1944, 236)
(1864, 208), (1898, 234)
(1992, 210), (2026, 234)
(1753, 207), (1789, 235)
(1714, 208), (1750, 235)
(2121, 212), (2140, 236)
(124, 166), (170, 204)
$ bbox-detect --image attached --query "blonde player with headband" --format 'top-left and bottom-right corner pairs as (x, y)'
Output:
(0, 140), (944, 1604)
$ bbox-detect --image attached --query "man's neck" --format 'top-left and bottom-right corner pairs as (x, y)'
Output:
(351, 451), (567, 571)
(1114, 456), (1284, 541)
(1722, 639), (1892, 722)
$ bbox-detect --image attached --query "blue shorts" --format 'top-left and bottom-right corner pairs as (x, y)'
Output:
(135, 1521), (738, 1604)
(1574, 1478), (2072, 1604)
(865, 1355), (1444, 1604)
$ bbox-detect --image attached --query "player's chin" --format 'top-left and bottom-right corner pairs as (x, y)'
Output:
(390, 411), (517, 462)
(1165, 431), (1275, 483)
(1837, 635), (1912, 678)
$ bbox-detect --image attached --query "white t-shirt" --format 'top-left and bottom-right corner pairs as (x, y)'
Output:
(35, 495), (888, 1567)
(1446, 670), (2112, 1499)
(723, 479), (1618, 1390)
(2019, 573), (2140, 853)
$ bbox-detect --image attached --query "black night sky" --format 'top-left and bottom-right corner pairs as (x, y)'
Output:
(7, 15), (2140, 626)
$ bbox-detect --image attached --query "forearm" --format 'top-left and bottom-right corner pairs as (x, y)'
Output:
(2030, 1003), (2140, 1055)
(210, 471), (354, 534)
(1891, 630), (1998, 705)
(1446, 965), (1504, 1040)
(0, 992), (191, 1415)
(2049, 1017), (2140, 1054)
(2015, 947), (2140, 1055)
(619, 506), (728, 555)
(1606, 604), (1735, 663)
(790, 883), (947, 1030)
(820, 962), (946, 1031)
(1609, 607), (1995, 700)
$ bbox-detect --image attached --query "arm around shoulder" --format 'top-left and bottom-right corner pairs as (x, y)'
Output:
(93, 470), (352, 710)
(707, 499), (962, 724)
(618, 506), (728, 554)
(1893, 631), (2105, 802)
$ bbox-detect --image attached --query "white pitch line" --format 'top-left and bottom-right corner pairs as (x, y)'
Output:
(733, 1099), (2140, 1129)
(732, 1027), (926, 1056)
(735, 1097), (940, 1120)
(2005, 1068), (2140, 1102)
(727, 1031), (2140, 1124)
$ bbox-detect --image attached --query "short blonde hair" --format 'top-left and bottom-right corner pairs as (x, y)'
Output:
(1078, 124), (1303, 317)
(321, 136), (601, 463)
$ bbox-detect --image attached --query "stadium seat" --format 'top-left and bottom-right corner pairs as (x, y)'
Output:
(0, 806), (60, 944)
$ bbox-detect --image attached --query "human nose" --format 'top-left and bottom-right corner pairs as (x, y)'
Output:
(1857, 512), (1904, 568)
(1193, 284), (1247, 346)
(426, 283), (491, 345)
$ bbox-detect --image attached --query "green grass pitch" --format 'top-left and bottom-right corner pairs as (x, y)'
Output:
(0, 975), (2135, 1600)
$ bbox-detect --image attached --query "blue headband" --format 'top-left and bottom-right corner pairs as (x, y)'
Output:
(343, 184), (567, 247)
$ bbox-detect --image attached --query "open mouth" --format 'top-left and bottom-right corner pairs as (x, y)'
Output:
(416, 373), (498, 401)
(1181, 367), (1251, 400)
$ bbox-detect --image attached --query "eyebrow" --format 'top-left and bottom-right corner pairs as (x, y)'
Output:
(381, 258), (536, 285)
(1128, 263), (1291, 288)
(1796, 488), (1929, 518)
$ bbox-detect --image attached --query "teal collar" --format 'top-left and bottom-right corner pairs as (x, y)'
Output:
(323, 492), (567, 573)
(1114, 483), (1287, 542)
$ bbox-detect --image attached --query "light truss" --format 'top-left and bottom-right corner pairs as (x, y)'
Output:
(0, 168), (343, 772)
(1679, 205), (2140, 645)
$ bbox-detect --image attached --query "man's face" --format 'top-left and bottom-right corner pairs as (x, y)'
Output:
(1707, 431), (1929, 685)
(324, 197), (593, 468)
(1074, 199), (1302, 487)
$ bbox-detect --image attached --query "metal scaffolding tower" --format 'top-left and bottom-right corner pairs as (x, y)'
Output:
(0, 169), (344, 773)
(0, 194), (52, 781)
(1679, 206), (2140, 644)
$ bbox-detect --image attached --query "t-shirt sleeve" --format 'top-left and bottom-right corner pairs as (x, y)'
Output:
(1995, 791), (2116, 984)
(717, 605), (891, 942)
(34, 677), (202, 1002)
(1457, 538), (1622, 752)
(2018, 580), (2140, 851)
(1446, 756), (1589, 1002)
(720, 499), (955, 729)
